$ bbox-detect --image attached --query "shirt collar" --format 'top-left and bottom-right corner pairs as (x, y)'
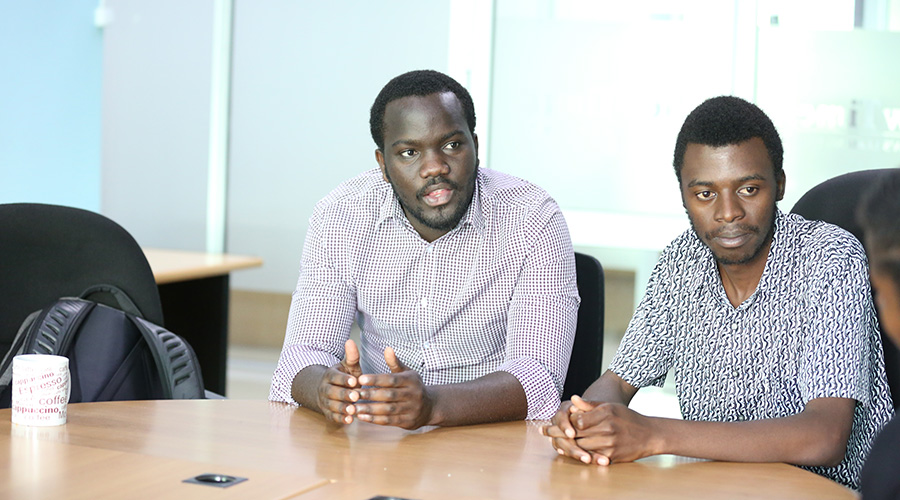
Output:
(753, 208), (786, 294)
(376, 179), (403, 229)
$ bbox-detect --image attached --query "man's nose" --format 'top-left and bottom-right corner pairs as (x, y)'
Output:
(715, 192), (745, 223)
(419, 150), (450, 178)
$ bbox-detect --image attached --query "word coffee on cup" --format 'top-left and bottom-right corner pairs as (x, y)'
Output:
(11, 354), (70, 426)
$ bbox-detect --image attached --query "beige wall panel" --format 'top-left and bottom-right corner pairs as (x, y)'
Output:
(229, 290), (291, 348)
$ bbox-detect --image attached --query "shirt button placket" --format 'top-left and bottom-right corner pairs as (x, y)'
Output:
(420, 243), (434, 371)
(419, 243), (433, 313)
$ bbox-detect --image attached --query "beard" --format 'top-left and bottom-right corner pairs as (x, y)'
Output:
(388, 169), (477, 233)
(688, 208), (776, 266)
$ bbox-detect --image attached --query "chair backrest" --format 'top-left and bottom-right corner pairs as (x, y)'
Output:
(0, 203), (165, 360)
(790, 169), (900, 409)
(563, 252), (605, 400)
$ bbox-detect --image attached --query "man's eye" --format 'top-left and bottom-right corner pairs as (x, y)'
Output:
(696, 191), (714, 200)
(399, 149), (416, 158)
(740, 186), (759, 195)
(444, 141), (460, 150)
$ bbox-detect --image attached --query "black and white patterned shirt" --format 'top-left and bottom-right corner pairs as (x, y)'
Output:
(609, 210), (894, 489)
(269, 167), (580, 419)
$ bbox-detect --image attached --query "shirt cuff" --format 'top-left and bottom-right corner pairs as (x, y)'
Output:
(499, 357), (562, 420)
(268, 345), (341, 405)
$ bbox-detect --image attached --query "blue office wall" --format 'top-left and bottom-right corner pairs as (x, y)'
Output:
(0, 2), (102, 211)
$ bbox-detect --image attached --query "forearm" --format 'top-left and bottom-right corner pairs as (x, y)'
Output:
(581, 370), (638, 405)
(290, 364), (328, 413)
(425, 371), (528, 427)
(649, 398), (854, 466)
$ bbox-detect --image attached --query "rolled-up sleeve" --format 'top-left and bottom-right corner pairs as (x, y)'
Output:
(498, 209), (579, 419)
(268, 206), (358, 405)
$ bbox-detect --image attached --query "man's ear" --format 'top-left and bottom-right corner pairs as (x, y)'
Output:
(473, 133), (480, 168)
(375, 149), (388, 183)
(776, 170), (786, 201)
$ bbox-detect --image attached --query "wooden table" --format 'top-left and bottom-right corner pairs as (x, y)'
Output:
(0, 400), (858, 499)
(142, 249), (263, 396)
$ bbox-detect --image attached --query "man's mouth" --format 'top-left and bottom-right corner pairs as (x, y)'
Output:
(419, 178), (459, 208)
(422, 187), (453, 207)
(714, 233), (751, 248)
(709, 226), (758, 249)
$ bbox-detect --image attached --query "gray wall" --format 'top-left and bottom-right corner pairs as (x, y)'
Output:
(225, 1), (452, 291)
(100, 0), (453, 292)
(101, 0), (215, 250)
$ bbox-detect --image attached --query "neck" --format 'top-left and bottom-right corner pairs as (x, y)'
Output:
(717, 237), (772, 308)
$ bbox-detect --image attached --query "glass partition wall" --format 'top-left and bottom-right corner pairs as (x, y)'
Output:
(488, 0), (900, 301)
(102, 0), (900, 299)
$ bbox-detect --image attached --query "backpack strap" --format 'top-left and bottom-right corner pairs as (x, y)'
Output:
(0, 299), (93, 406)
(0, 309), (44, 395)
(36, 299), (96, 355)
(128, 316), (206, 400)
(80, 284), (143, 318)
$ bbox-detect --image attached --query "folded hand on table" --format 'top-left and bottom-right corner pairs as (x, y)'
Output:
(542, 395), (661, 466)
(354, 346), (435, 430)
(315, 339), (364, 425)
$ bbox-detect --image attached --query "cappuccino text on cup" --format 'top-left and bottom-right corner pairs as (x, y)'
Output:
(12, 354), (70, 426)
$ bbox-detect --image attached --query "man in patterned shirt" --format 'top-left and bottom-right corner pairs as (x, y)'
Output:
(543, 96), (893, 489)
(269, 70), (579, 430)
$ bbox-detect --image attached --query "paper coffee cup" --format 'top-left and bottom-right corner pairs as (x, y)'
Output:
(11, 354), (71, 426)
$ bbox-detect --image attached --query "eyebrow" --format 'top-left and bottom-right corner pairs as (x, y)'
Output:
(686, 174), (767, 188)
(390, 129), (465, 149)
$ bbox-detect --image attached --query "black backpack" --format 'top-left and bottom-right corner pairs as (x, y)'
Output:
(0, 285), (205, 407)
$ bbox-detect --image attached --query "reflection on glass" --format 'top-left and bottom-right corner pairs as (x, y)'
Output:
(756, 27), (900, 209)
(491, 0), (740, 218)
(490, 0), (900, 251)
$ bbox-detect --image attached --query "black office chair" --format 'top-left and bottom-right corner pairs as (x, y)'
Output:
(562, 252), (605, 400)
(0, 203), (165, 361)
(791, 169), (900, 409)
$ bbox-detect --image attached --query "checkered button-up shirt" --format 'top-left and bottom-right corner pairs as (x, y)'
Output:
(269, 167), (580, 419)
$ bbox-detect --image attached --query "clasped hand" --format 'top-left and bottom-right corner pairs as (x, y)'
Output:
(541, 396), (659, 466)
(316, 339), (434, 430)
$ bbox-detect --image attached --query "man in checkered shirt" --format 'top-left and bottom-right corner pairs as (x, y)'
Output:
(269, 70), (580, 429)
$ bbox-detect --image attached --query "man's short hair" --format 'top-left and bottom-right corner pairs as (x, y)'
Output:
(369, 70), (476, 151)
(673, 96), (784, 183)
(858, 169), (900, 284)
